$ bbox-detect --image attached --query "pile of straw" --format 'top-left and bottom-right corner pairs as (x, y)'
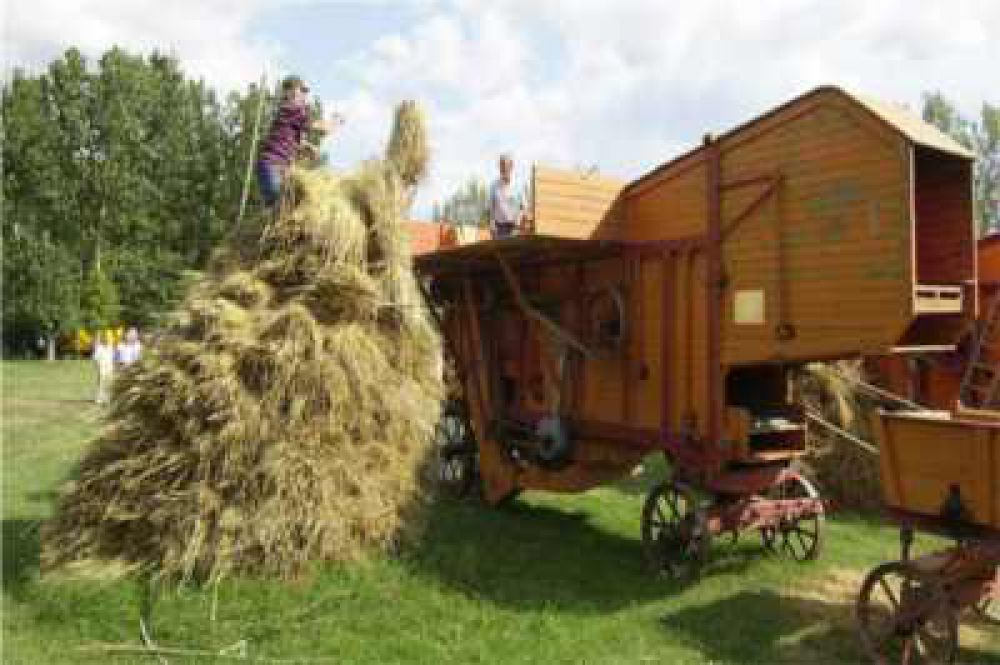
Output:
(798, 361), (882, 510)
(42, 102), (444, 584)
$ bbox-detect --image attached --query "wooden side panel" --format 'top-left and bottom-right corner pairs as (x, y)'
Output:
(634, 256), (663, 430)
(878, 414), (1000, 529)
(718, 91), (914, 364)
(914, 150), (976, 285)
(532, 165), (625, 239)
(980, 238), (1000, 283)
(623, 159), (708, 241)
(687, 251), (711, 435)
(577, 258), (629, 423)
(647, 249), (711, 438)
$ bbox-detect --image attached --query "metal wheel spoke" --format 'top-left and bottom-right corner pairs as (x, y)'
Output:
(792, 529), (808, 556)
(912, 630), (929, 658)
(878, 576), (901, 611)
(857, 560), (957, 665)
(654, 502), (669, 526)
(642, 482), (708, 580)
(901, 635), (916, 665)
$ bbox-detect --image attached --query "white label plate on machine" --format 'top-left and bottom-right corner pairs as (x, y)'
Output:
(734, 289), (765, 325)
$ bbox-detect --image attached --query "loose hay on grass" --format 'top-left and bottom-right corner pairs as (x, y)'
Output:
(42, 101), (445, 585)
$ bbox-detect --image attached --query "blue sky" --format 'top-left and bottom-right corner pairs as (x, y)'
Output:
(5, 1), (998, 217)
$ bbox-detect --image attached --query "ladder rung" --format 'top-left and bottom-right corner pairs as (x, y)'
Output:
(960, 293), (1000, 402)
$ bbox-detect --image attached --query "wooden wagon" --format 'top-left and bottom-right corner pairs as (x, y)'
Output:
(417, 86), (978, 576)
(856, 409), (999, 663)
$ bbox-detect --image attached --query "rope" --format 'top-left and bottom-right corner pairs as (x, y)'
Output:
(236, 72), (269, 230)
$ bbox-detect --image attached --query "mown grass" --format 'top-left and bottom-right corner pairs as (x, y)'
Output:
(3, 360), (998, 663)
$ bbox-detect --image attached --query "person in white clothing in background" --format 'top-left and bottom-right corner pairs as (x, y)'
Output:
(92, 331), (115, 405)
(116, 327), (142, 367)
(489, 153), (528, 239)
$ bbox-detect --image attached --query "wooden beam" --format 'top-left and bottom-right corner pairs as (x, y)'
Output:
(494, 253), (592, 357)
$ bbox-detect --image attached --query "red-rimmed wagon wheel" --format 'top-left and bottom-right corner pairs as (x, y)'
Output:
(759, 472), (824, 561)
(435, 399), (478, 498)
(856, 560), (959, 664)
(641, 481), (710, 579)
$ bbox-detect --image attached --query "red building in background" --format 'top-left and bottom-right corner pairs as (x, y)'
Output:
(404, 221), (489, 256)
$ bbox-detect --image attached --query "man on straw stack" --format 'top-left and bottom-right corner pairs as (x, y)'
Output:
(256, 75), (342, 208)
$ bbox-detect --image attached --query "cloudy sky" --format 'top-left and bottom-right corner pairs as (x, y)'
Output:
(4, 0), (997, 216)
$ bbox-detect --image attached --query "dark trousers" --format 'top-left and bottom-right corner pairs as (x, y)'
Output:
(256, 160), (284, 207)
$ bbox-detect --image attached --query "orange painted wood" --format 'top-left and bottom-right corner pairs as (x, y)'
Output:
(532, 165), (625, 239)
(460, 279), (518, 503)
(876, 411), (1000, 529)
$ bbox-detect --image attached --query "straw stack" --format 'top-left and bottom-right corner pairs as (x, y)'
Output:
(42, 101), (445, 584)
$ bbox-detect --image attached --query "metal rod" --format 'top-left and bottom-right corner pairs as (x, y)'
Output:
(805, 409), (880, 456)
(827, 368), (925, 411)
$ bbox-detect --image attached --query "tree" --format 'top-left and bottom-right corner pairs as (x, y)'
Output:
(80, 262), (120, 330)
(3, 47), (313, 353)
(1, 226), (81, 359)
(435, 178), (490, 227)
(106, 246), (188, 327)
(922, 92), (1000, 234)
(974, 104), (999, 233)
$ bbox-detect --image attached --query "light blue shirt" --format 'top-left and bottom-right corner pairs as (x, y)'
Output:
(489, 178), (521, 238)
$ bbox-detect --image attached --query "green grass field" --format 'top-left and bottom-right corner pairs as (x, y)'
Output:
(3, 360), (997, 664)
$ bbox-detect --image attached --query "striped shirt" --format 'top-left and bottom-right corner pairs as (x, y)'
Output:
(259, 101), (309, 165)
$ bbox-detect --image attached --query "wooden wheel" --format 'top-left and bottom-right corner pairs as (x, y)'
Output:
(759, 472), (823, 561)
(856, 560), (959, 664)
(435, 401), (477, 498)
(641, 481), (710, 579)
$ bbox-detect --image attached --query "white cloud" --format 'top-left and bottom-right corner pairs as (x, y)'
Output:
(328, 0), (998, 217)
(2, 0), (285, 90)
(4, 0), (997, 218)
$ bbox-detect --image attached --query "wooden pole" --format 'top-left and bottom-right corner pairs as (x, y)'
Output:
(236, 73), (268, 228)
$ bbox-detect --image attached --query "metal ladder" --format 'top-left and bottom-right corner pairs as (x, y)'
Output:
(960, 292), (1000, 408)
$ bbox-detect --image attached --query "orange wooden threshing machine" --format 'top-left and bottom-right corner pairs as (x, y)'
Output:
(415, 86), (995, 588)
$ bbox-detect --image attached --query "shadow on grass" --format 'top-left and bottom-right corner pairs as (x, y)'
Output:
(25, 489), (60, 503)
(403, 496), (763, 614)
(3, 518), (42, 597)
(660, 588), (1000, 665)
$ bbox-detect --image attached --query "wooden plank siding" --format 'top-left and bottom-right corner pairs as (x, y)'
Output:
(714, 90), (914, 363)
(531, 165), (625, 239)
(877, 412), (1000, 529)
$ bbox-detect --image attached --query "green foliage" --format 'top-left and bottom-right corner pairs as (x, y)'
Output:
(2, 47), (312, 350)
(922, 92), (1000, 234)
(975, 103), (999, 233)
(434, 178), (490, 227)
(105, 247), (188, 327)
(1, 226), (81, 337)
(79, 263), (120, 329)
